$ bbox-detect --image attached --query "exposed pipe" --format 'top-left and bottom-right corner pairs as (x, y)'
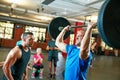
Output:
(0, 15), (48, 27)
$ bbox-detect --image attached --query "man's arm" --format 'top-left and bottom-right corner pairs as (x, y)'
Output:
(46, 45), (54, 50)
(54, 46), (60, 51)
(46, 45), (50, 50)
(55, 25), (70, 53)
(80, 23), (95, 60)
(2, 47), (21, 80)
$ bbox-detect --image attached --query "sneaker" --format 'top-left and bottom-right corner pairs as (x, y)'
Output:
(39, 73), (43, 79)
(48, 73), (52, 78)
(53, 74), (56, 79)
(31, 73), (35, 78)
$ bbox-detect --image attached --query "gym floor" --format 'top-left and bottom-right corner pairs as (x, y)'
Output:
(0, 48), (120, 80)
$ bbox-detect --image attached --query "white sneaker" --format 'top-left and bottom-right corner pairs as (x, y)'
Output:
(31, 73), (35, 78)
(39, 73), (43, 79)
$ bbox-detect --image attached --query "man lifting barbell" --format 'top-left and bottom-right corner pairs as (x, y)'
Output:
(55, 22), (95, 80)
(47, 0), (120, 79)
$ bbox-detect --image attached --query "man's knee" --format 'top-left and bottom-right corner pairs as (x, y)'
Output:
(54, 62), (57, 67)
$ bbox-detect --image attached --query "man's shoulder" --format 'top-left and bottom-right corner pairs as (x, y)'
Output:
(8, 46), (21, 59)
(12, 46), (21, 53)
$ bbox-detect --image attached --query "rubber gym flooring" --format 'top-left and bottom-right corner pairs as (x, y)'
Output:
(0, 48), (120, 80)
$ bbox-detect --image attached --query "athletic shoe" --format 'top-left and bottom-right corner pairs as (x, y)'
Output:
(53, 74), (56, 79)
(47, 73), (52, 78)
(39, 73), (43, 79)
(31, 73), (35, 78)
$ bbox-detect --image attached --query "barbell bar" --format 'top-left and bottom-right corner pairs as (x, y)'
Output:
(58, 25), (88, 31)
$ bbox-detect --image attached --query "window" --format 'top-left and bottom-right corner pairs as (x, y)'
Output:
(25, 25), (46, 42)
(0, 21), (14, 39)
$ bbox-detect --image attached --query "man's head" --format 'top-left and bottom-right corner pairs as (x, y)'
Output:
(22, 32), (34, 47)
(75, 30), (85, 46)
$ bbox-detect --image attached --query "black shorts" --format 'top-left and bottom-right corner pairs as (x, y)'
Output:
(33, 64), (44, 70)
(48, 56), (58, 62)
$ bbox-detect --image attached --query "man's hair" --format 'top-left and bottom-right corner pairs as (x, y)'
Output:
(22, 32), (33, 38)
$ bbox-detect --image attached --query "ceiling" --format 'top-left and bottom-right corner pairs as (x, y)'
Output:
(0, 0), (105, 27)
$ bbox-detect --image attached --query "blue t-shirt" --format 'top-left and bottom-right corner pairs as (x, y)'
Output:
(65, 45), (92, 80)
(16, 40), (22, 46)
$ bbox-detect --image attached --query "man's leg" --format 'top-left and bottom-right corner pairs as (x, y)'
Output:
(56, 52), (66, 80)
(53, 55), (59, 79)
(39, 64), (44, 79)
(48, 61), (52, 78)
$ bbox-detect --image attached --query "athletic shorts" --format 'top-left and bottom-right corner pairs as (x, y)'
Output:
(33, 64), (44, 70)
(48, 55), (58, 62)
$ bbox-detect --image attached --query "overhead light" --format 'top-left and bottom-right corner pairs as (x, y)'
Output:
(6, 0), (23, 4)
(11, 3), (16, 8)
(91, 15), (97, 22)
(37, 16), (53, 21)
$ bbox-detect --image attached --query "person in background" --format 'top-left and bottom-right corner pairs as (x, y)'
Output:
(90, 41), (97, 68)
(31, 48), (44, 79)
(46, 38), (59, 79)
(91, 41), (97, 54)
(55, 22), (95, 80)
(2, 32), (34, 80)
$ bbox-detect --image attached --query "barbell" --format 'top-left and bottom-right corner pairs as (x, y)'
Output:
(48, 0), (120, 48)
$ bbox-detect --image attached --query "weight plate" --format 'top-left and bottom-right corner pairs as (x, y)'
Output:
(97, 0), (120, 48)
(48, 17), (71, 40)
